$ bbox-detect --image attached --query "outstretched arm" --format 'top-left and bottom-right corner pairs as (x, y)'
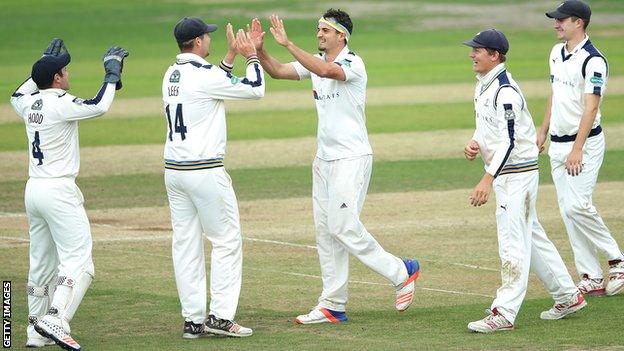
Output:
(269, 14), (345, 81)
(63, 46), (130, 121)
(249, 17), (299, 80)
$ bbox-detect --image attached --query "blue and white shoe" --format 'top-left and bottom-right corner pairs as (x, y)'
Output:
(395, 258), (420, 311)
(295, 307), (347, 324)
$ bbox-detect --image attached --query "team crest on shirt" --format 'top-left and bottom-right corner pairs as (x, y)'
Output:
(31, 99), (43, 110)
(230, 76), (239, 85)
(503, 104), (516, 120)
(169, 70), (181, 83)
(73, 97), (85, 105)
(339, 59), (351, 67)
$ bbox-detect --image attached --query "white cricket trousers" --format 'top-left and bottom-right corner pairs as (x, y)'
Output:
(25, 177), (94, 324)
(312, 155), (407, 312)
(549, 133), (622, 279)
(165, 167), (243, 323)
(490, 170), (578, 324)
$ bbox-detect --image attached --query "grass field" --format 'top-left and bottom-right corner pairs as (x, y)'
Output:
(2, 0), (624, 350)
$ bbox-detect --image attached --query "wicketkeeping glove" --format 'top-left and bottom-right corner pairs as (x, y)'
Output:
(42, 38), (68, 57)
(103, 46), (130, 90)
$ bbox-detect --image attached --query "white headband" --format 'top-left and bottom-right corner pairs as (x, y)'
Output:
(319, 17), (351, 42)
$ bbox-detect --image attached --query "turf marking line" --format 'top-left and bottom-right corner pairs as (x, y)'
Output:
(0, 235), (29, 242)
(97, 248), (493, 299)
(0, 225), (499, 272)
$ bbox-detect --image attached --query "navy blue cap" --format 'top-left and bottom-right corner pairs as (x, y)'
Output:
(31, 53), (71, 88)
(174, 17), (217, 43)
(463, 28), (509, 55)
(546, 0), (591, 20)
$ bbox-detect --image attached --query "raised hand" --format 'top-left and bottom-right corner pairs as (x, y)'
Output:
(225, 23), (236, 53)
(43, 38), (68, 57)
(248, 17), (265, 50)
(103, 46), (130, 90)
(234, 29), (256, 59)
(269, 14), (290, 47)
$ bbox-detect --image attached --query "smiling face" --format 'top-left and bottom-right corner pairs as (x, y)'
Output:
(469, 47), (499, 75)
(317, 22), (345, 52)
(553, 17), (583, 41)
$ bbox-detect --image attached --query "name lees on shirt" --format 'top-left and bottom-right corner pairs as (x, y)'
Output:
(168, 86), (179, 97)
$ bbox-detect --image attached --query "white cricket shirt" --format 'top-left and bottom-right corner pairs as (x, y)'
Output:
(291, 46), (372, 161)
(10, 79), (116, 178)
(473, 63), (539, 177)
(549, 35), (608, 136)
(161, 53), (264, 170)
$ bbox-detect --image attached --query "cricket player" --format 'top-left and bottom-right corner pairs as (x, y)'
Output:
(10, 39), (128, 350)
(249, 9), (420, 324)
(162, 17), (263, 338)
(463, 29), (585, 333)
(537, 0), (624, 297)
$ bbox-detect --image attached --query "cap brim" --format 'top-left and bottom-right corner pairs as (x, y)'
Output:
(39, 52), (71, 68)
(545, 10), (570, 19)
(205, 24), (218, 33)
(462, 39), (486, 48)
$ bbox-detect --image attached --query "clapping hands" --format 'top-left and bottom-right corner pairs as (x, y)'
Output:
(225, 23), (257, 59)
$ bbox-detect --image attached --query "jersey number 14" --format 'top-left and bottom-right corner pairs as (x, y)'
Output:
(165, 104), (187, 141)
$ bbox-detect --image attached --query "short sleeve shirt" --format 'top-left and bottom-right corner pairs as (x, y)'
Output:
(291, 46), (372, 160)
(549, 36), (608, 136)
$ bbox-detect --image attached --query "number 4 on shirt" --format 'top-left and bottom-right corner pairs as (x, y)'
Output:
(166, 103), (187, 141)
(32, 131), (44, 165)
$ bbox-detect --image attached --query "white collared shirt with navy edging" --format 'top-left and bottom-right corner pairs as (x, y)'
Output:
(472, 63), (540, 177)
(161, 53), (264, 171)
(291, 46), (372, 161)
(549, 35), (608, 137)
(11, 79), (117, 178)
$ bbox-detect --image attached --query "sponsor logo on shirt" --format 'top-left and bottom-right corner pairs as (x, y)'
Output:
(590, 76), (604, 86)
(551, 75), (576, 87)
(312, 90), (340, 101)
(476, 112), (495, 124)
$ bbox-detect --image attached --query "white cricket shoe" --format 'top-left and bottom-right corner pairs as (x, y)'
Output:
(576, 274), (605, 296)
(34, 312), (81, 351)
(540, 292), (587, 320)
(26, 323), (55, 348)
(294, 307), (348, 324)
(395, 258), (420, 311)
(467, 308), (513, 333)
(204, 314), (253, 337)
(606, 260), (624, 296)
